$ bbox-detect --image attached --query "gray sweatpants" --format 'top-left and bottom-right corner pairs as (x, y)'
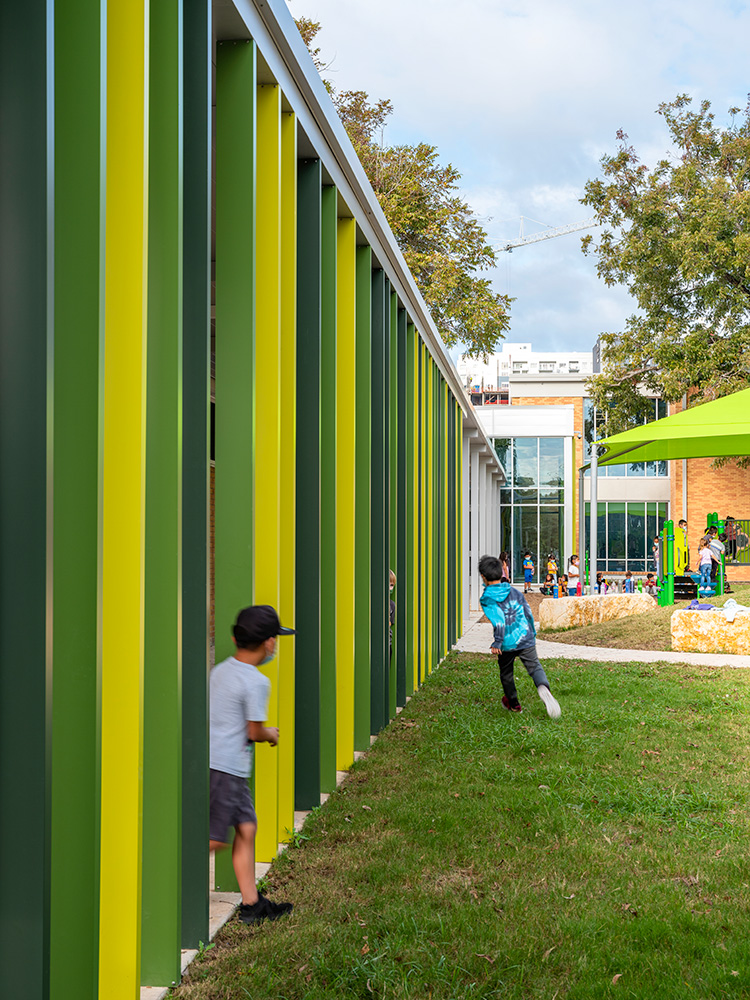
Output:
(497, 644), (549, 708)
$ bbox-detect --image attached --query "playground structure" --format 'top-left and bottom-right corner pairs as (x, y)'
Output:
(655, 514), (728, 606)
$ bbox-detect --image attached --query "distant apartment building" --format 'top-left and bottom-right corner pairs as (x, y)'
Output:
(456, 342), (593, 406)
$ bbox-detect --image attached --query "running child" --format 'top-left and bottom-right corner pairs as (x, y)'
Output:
(522, 550), (534, 593)
(478, 555), (561, 718)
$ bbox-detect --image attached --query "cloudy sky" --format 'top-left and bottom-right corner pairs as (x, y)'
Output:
(288, 0), (750, 357)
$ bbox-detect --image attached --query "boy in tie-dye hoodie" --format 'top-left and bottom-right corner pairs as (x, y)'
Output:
(478, 555), (561, 718)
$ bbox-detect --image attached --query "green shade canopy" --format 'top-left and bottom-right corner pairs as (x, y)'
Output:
(596, 387), (750, 466)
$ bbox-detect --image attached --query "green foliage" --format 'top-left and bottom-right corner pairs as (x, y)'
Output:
(582, 95), (750, 430)
(295, 19), (511, 358)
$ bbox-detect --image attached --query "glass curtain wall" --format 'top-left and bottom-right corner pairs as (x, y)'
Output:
(584, 398), (668, 477)
(584, 501), (668, 573)
(496, 437), (564, 583)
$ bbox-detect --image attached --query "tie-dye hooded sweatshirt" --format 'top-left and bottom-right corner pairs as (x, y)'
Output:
(480, 582), (536, 652)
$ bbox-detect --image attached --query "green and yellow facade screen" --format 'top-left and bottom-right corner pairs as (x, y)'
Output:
(0, 1), (468, 997)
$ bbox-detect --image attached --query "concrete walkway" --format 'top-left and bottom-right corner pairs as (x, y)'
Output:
(454, 617), (750, 668)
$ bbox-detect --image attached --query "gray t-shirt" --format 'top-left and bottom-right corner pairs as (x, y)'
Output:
(209, 656), (271, 777)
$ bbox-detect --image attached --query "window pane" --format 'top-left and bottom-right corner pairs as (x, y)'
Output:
(627, 503), (646, 562)
(606, 463), (628, 476)
(657, 460), (668, 477)
(494, 438), (512, 481)
(608, 502), (626, 560)
(514, 437), (538, 486)
(627, 462), (645, 477)
(657, 399), (667, 420)
(500, 488), (511, 506)
(539, 437), (564, 486)
(608, 559), (625, 572)
(629, 559), (645, 573)
(540, 506), (563, 569)
(539, 487), (564, 504)
(500, 505), (512, 558)
(514, 507), (538, 582)
(514, 488), (538, 505)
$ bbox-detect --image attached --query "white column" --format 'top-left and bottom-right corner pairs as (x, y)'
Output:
(563, 436), (574, 566)
(462, 428), (471, 620)
(470, 442), (480, 610)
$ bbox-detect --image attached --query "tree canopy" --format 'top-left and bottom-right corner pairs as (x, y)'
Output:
(581, 95), (750, 430)
(295, 17), (511, 358)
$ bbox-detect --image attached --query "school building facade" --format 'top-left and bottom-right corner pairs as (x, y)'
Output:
(0, 1), (503, 997)
(461, 347), (750, 585)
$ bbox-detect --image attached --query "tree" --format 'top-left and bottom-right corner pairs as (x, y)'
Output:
(294, 18), (511, 357)
(581, 95), (750, 430)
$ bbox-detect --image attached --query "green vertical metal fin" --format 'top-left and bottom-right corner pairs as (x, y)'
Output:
(405, 323), (416, 694)
(141, 0), (183, 984)
(48, 1), (103, 995)
(295, 158), (323, 809)
(354, 246), (372, 750)
(395, 308), (408, 705)
(181, 0), (211, 949)
(370, 269), (389, 734)
(214, 39), (256, 891)
(448, 399), (456, 647)
(416, 341), (423, 685)
(388, 291), (398, 718)
(0, 2), (52, 995)
(319, 184), (338, 793)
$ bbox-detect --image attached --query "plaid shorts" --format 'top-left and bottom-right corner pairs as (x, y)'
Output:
(209, 768), (257, 843)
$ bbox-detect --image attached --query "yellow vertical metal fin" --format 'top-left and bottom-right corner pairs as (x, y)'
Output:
(253, 83), (281, 863)
(99, 0), (148, 993)
(277, 109), (297, 842)
(335, 217), (357, 769)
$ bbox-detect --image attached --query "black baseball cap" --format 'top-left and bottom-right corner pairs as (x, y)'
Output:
(234, 605), (296, 643)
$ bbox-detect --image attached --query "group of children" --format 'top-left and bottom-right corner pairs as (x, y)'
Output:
(698, 525), (730, 592)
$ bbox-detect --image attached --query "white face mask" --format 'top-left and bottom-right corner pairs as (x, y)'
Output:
(260, 649), (277, 666)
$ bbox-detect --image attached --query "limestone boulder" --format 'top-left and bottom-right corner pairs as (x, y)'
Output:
(539, 593), (656, 630)
(671, 610), (750, 655)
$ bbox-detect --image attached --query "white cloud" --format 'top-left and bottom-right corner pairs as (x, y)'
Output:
(290, 0), (750, 350)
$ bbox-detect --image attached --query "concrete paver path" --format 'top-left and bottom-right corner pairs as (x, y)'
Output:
(455, 618), (750, 669)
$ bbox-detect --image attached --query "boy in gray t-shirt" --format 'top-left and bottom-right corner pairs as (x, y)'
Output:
(209, 605), (295, 925)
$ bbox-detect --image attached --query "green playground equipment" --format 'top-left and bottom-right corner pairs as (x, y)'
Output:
(656, 513), (726, 606)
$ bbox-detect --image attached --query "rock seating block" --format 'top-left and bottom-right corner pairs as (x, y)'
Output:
(671, 610), (750, 655)
(539, 593), (656, 630)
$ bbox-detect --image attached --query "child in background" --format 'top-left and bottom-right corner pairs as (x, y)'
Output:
(557, 574), (568, 595)
(595, 572), (607, 594)
(522, 551), (534, 593)
(623, 571), (635, 594)
(567, 554), (580, 595)
(698, 538), (714, 592)
(644, 573), (658, 596)
(540, 573), (555, 596)
(498, 550), (511, 582)
(546, 554), (558, 582)
(478, 555), (561, 719)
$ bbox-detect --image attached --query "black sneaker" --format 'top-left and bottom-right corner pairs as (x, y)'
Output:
(238, 893), (293, 925)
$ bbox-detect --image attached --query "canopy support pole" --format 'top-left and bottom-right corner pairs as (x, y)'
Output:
(589, 445), (598, 595)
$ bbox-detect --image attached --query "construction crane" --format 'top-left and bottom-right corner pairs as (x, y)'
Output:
(497, 215), (599, 252)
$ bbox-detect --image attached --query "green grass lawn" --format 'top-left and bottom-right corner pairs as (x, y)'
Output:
(537, 583), (750, 651)
(173, 651), (750, 999)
